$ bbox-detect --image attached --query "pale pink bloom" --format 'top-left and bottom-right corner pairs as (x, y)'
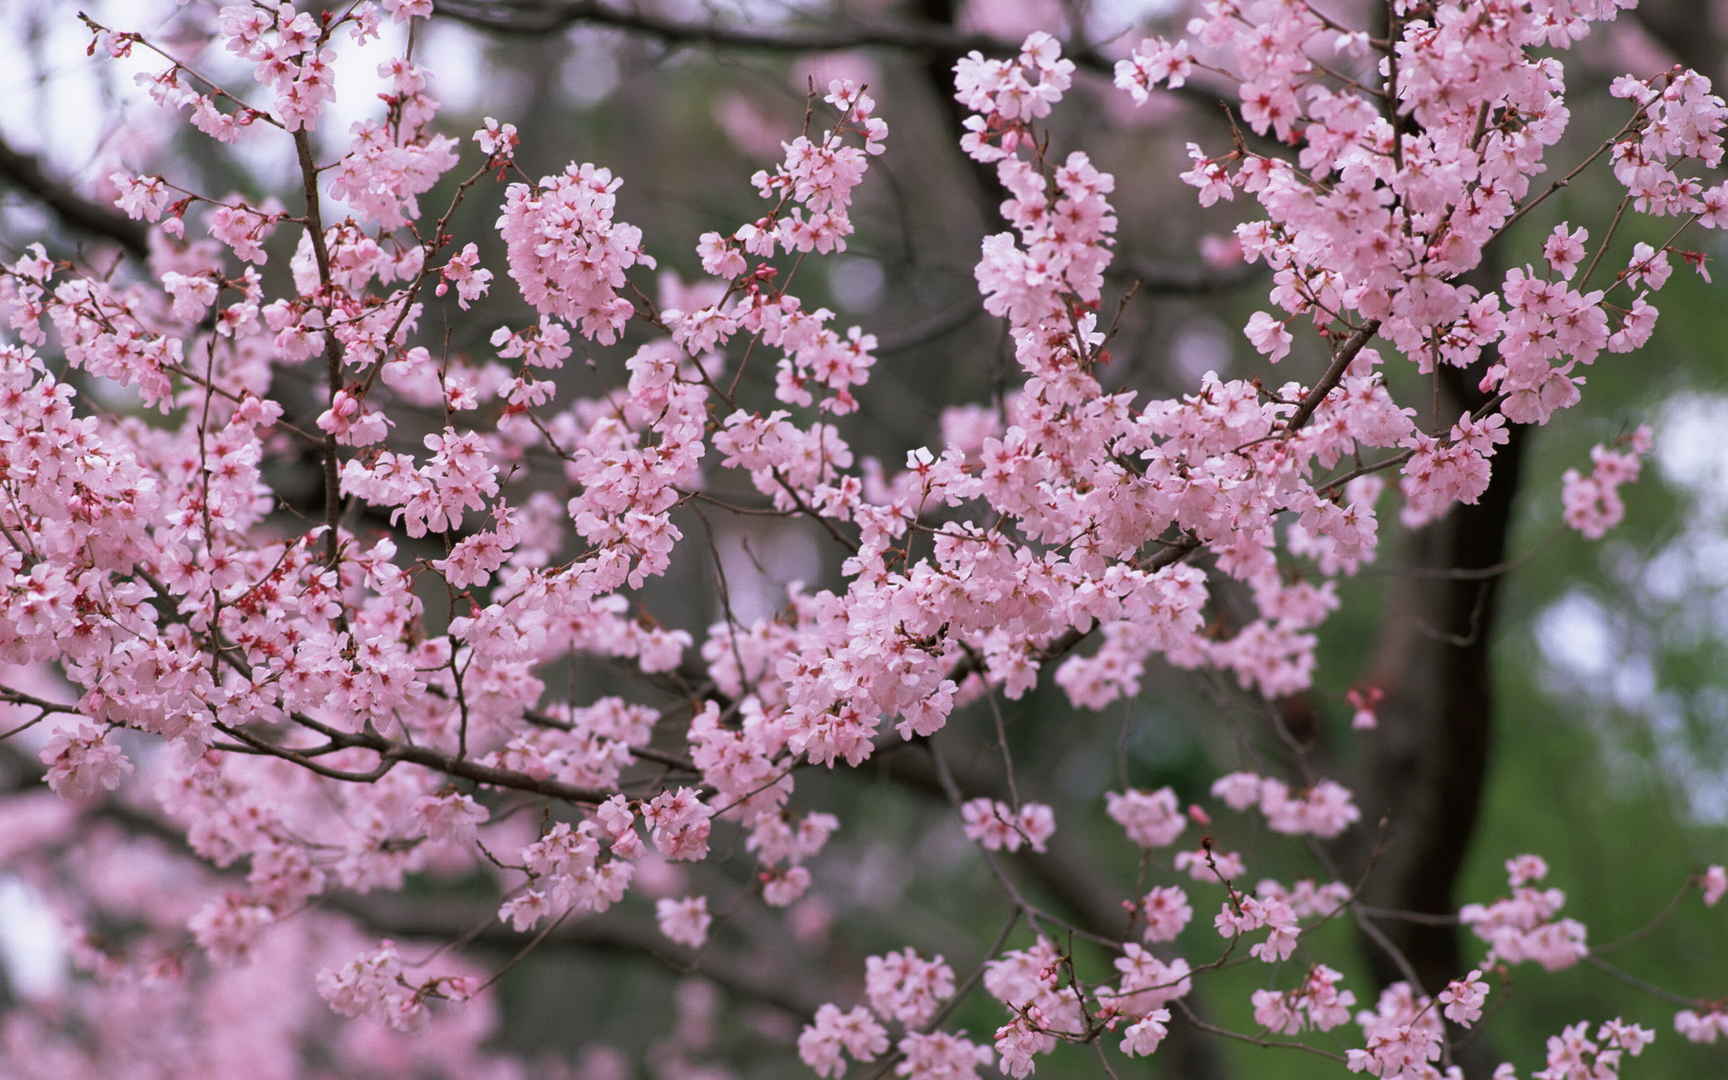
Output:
(1439, 970), (1489, 1027)
(499, 889), (552, 932)
(1543, 223), (1589, 279)
(799, 1004), (888, 1077)
(895, 1031), (992, 1078)
(189, 895), (275, 964)
(474, 116), (519, 158)
(111, 173), (173, 221)
(992, 1015), (1051, 1078)
(1703, 864), (1726, 907)
(1121, 1010), (1170, 1057)
(1138, 886), (1192, 943)
(40, 721), (133, 800)
(1106, 787), (1186, 848)
(410, 791), (488, 848)
(655, 896), (711, 949)
(1598, 1017), (1655, 1055)
(1174, 847), (1245, 883)
(1675, 1008), (1727, 1044)
(866, 948), (954, 1028)
(1245, 311), (1293, 363)
(763, 866), (811, 907)
(960, 798), (1054, 853)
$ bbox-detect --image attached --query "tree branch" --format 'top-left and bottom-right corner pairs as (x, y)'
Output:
(1109, 254), (1265, 297)
(327, 892), (833, 1018)
(433, 1), (1240, 118)
(1284, 320), (1383, 433)
(0, 135), (149, 259)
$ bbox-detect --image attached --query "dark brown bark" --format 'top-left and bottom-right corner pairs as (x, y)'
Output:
(1348, 365), (1529, 1073)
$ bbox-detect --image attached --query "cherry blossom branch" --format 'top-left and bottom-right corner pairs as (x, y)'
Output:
(78, 13), (283, 129)
(0, 685), (82, 718)
(1495, 108), (1651, 239)
(1283, 320), (1384, 434)
(926, 739), (1120, 948)
(142, 600), (633, 806)
(329, 892), (833, 1017)
(433, 1), (1052, 60)
(1584, 955), (1717, 1009)
(1579, 194), (1634, 290)
(1171, 998), (1347, 1063)
(0, 136), (148, 257)
(290, 129), (347, 575)
(214, 720), (399, 783)
(0, 686), (82, 741)
(1589, 879), (1697, 955)
(285, 714), (620, 803)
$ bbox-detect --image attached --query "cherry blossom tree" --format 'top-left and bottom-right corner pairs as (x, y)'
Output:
(0, 1), (1724, 1077)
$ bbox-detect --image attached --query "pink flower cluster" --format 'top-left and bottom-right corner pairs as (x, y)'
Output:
(1, 1), (1721, 1075)
(960, 797), (1055, 853)
(1252, 963), (1357, 1035)
(316, 939), (471, 1034)
(1561, 426), (1653, 539)
(954, 32), (1073, 163)
(39, 720), (134, 799)
(1213, 891), (1301, 963)
(1211, 771), (1361, 838)
(1346, 982), (1445, 1078)
(799, 949), (980, 1077)
(1105, 786), (1186, 848)
(1461, 855), (1589, 972)
(1134, 884), (1193, 943)
(1673, 1009), (1728, 1044)
(656, 895), (712, 948)
(1528, 1018), (1656, 1079)
(1704, 864), (1727, 907)
(1438, 970), (1490, 1027)
(497, 162), (653, 345)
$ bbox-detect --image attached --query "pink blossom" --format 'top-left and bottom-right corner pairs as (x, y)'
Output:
(497, 162), (653, 344)
(1439, 970), (1490, 1027)
(865, 948), (954, 1027)
(1121, 1010), (1170, 1057)
(1543, 223), (1589, 279)
(960, 798), (1054, 853)
(1106, 787), (1186, 848)
(1562, 430), (1651, 540)
(800, 1003), (888, 1077)
(1174, 847), (1245, 883)
(40, 720), (133, 799)
(1244, 311), (1293, 363)
(642, 787), (713, 861)
(656, 896), (712, 949)
(1675, 1008), (1728, 1044)
(410, 791), (488, 848)
(1137, 885), (1192, 943)
(474, 116), (519, 159)
(1115, 37), (1194, 103)
(895, 1031), (993, 1078)
(1703, 865), (1726, 907)
(189, 895), (276, 964)
(111, 173), (173, 221)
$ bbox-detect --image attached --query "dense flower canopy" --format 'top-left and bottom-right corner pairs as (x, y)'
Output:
(0, 1), (1724, 1077)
